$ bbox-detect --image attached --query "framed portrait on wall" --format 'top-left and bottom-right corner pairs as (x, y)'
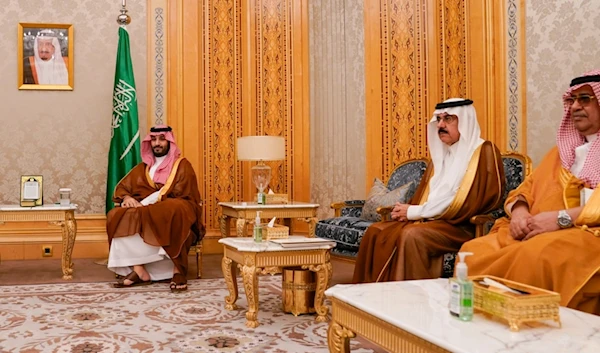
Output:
(17, 23), (74, 90)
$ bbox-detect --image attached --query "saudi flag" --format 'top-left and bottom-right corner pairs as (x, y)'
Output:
(106, 27), (141, 213)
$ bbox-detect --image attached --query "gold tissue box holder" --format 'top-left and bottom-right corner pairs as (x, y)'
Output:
(254, 193), (289, 204)
(264, 224), (289, 240)
(472, 275), (561, 332)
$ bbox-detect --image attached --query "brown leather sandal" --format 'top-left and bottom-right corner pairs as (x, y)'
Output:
(113, 271), (152, 288)
(170, 273), (188, 292)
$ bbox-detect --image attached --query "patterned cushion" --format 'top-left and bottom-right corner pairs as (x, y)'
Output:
(315, 216), (373, 255)
(387, 160), (428, 193)
(359, 179), (413, 222)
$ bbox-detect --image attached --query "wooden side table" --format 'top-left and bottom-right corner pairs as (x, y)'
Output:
(219, 236), (334, 328)
(218, 201), (320, 237)
(0, 204), (78, 280)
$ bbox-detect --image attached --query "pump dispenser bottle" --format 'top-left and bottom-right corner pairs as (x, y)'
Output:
(253, 211), (263, 243)
(449, 252), (474, 321)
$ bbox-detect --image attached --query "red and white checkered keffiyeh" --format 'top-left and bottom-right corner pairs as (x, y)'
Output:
(557, 69), (600, 188)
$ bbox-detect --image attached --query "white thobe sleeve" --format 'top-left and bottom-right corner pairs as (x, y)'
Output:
(140, 189), (162, 206)
(406, 193), (456, 220)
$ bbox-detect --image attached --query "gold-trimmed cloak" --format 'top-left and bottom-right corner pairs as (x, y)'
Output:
(353, 141), (505, 283)
(106, 158), (205, 276)
(460, 147), (600, 314)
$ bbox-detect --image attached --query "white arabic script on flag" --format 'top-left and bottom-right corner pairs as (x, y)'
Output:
(111, 79), (137, 137)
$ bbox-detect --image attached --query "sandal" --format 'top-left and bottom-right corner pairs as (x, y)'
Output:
(170, 273), (188, 292)
(113, 271), (152, 288)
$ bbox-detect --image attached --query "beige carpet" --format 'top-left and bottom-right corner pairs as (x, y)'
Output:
(0, 275), (383, 353)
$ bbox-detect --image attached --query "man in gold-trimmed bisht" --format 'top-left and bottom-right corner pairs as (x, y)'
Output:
(353, 98), (505, 283)
(459, 70), (600, 315)
(106, 125), (204, 292)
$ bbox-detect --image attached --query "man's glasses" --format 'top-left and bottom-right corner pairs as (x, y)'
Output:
(564, 94), (596, 106)
(435, 114), (458, 124)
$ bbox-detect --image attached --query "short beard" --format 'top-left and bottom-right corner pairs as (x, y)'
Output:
(153, 142), (170, 157)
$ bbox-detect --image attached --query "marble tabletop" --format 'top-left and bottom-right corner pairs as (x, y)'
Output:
(218, 201), (319, 209)
(325, 279), (600, 353)
(0, 204), (78, 211)
(219, 236), (336, 252)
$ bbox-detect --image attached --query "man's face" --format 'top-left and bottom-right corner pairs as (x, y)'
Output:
(436, 112), (460, 145)
(151, 134), (170, 157)
(566, 85), (600, 136)
(37, 38), (55, 61)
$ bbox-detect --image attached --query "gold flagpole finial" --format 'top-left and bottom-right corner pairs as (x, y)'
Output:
(117, 0), (131, 26)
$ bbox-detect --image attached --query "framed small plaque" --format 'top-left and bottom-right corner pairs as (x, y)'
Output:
(21, 175), (43, 207)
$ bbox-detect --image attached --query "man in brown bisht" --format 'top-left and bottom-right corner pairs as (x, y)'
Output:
(107, 125), (204, 292)
(353, 98), (505, 283)
(460, 70), (600, 315)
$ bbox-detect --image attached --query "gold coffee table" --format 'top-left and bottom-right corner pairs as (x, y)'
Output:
(218, 201), (320, 237)
(219, 236), (335, 328)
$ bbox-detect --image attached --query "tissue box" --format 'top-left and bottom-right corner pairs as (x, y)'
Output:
(254, 193), (289, 204)
(264, 224), (289, 240)
(471, 275), (561, 331)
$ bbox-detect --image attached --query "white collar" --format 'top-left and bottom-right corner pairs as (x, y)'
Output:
(586, 133), (598, 144)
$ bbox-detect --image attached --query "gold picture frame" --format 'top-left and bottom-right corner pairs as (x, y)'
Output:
(20, 175), (43, 207)
(18, 23), (74, 90)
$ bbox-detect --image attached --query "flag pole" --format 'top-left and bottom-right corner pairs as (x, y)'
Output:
(96, 0), (135, 268)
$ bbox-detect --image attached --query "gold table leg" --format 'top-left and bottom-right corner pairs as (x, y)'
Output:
(236, 218), (247, 237)
(222, 257), (238, 310)
(298, 217), (319, 237)
(57, 210), (77, 280)
(305, 258), (332, 322)
(242, 264), (260, 328)
(220, 215), (231, 237)
(328, 321), (356, 353)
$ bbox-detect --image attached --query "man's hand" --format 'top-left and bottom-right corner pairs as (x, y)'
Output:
(391, 203), (410, 222)
(509, 202), (532, 240)
(523, 211), (560, 241)
(121, 195), (142, 208)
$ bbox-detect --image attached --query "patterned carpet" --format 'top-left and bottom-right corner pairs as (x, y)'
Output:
(0, 275), (381, 352)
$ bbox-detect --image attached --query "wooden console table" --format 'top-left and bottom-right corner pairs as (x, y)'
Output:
(218, 201), (320, 237)
(0, 204), (78, 280)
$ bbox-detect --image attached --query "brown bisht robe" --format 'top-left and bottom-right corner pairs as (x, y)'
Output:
(461, 147), (600, 315)
(106, 158), (205, 276)
(353, 141), (505, 283)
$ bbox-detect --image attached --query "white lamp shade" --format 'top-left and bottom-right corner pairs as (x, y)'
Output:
(237, 136), (286, 161)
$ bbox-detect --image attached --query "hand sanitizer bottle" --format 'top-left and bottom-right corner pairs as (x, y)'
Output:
(449, 252), (474, 321)
(253, 211), (263, 243)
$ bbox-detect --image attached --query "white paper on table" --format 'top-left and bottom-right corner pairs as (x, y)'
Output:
(140, 190), (161, 206)
(268, 189), (275, 194)
(23, 181), (40, 200)
(267, 217), (277, 227)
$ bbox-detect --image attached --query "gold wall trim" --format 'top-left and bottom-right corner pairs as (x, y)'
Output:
(148, 0), (168, 126)
(155, 0), (310, 234)
(365, 0), (523, 191)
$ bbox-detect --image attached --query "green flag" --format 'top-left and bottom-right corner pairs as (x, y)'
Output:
(106, 27), (141, 213)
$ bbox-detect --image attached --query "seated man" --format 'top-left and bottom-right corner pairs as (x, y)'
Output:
(107, 125), (204, 292)
(353, 98), (505, 283)
(460, 70), (600, 315)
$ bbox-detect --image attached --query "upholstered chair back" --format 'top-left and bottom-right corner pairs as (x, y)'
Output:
(386, 158), (429, 200)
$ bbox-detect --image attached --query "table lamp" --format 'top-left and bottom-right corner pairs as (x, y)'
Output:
(237, 136), (286, 204)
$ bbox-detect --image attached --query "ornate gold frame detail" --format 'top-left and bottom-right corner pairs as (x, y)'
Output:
(328, 298), (450, 353)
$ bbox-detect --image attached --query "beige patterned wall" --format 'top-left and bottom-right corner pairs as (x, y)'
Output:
(309, 0), (366, 219)
(526, 0), (600, 165)
(0, 0), (147, 213)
